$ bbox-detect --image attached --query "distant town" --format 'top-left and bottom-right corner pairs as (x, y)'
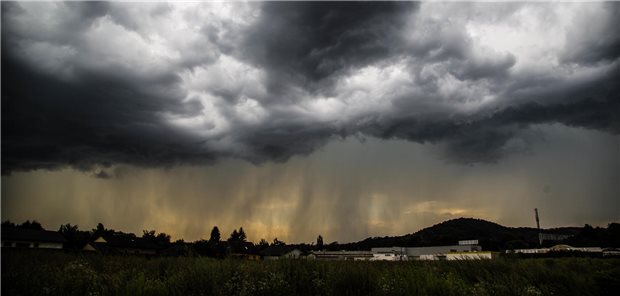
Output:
(2, 218), (619, 260)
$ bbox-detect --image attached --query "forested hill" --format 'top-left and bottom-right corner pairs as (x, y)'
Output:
(332, 218), (615, 251)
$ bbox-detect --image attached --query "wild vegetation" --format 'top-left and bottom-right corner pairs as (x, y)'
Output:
(2, 249), (619, 296)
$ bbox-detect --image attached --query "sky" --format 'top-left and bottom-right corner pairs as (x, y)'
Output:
(1, 1), (619, 243)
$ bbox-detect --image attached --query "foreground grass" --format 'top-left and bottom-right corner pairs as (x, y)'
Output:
(2, 250), (619, 296)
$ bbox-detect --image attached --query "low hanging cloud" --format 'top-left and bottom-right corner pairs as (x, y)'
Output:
(2, 1), (619, 174)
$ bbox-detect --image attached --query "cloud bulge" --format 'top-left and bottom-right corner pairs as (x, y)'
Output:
(2, 1), (619, 174)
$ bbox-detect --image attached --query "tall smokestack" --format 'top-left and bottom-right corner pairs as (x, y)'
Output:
(535, 208), (542, 246)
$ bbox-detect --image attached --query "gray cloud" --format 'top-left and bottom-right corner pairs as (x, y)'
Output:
(1, 2), (619, 174)
(561, 2), (620, 65)
(237, 1), (417, 95)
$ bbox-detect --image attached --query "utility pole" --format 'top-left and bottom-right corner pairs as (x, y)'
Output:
(535, 208), (542, 246)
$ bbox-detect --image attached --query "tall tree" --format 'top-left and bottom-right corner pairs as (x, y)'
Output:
(92, 223), (106, 238)
(59, 224), (78, 236)
(317, 235), (324, 248)
(228, 229), (239, 242)
(209, 226), (221, 243)
(238, 227), (247, 242)
(59, 223), (89, 250)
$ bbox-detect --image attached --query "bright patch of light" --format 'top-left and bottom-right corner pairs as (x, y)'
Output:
(465, 4), (574, 72)
(234, 96), (268, 125)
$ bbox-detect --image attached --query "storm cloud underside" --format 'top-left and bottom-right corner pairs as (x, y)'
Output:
(2, 1), (619, 174)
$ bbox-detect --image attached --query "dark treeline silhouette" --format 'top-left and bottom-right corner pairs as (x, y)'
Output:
(564, 223), (620, 248)
(2, 218), (619, 256)
(2, 220), (44, 230)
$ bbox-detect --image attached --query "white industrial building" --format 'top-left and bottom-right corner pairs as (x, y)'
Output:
(371, 241), (487, 261)
(1, 228), (66, 249)
(511, 245), (603, 255)
(446, 252), (494, 260)
(309, 250), (373, 260)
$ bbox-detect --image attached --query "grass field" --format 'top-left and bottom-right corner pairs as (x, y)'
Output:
(2, 249), (619, 296)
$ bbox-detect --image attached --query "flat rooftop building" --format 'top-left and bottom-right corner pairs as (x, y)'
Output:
(372, 244), (482, 260)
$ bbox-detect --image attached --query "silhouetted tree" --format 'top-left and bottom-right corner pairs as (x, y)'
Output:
(59, 224), (79, 244)
(225, 227), (249, 254)
(2, 220), (16, 228)
(59, 223), (90, 250)
(142, 230), (171, 245)
(609, 223), (620, 247)
(272, 237), (285, 246)
(143, 230), (157, 239)
(156, 232), (171, 244)
(317, 235), (324, 248)
(228, 229), (239, 242)
(258, 239), (269, 250)
(209, 226), (221, 243)
(238, 227), (247, 242)
(92, 223), (108, 238)
(60, 223), (78, 233)
(564, 223), (620, 247)
(20, 220), (43, 230)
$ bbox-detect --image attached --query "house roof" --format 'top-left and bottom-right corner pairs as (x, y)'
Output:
(1, 228), (67, 244)
(260, 245), (300, 256)
(312, 250), (373, 257)
(93, 235), (161, 250)
(372, 245), (478, 256)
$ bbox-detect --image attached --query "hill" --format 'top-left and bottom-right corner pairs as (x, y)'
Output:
(332, 218), (600, 251)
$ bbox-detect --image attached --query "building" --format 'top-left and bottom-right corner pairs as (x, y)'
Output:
(511, 248), (550, 254)
(511, 244), (603, 255)
(370, 247), (408, 261)
(372, 244), (482, 260)
(446, 252), (494, 260)
(84, 235), (161, 255)
(371, 252), (406, 261)
(603, 248), (620, 257)
(539, 233), (572, 244)
(548, 244), (601, 253)
(260, 245), (303, 260)
(1, 228), (67, 249)
(458, 240), (479, 246)
(309, 250), (374, 261)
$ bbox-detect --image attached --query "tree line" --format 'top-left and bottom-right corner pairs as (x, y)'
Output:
(1, 220), (329, 256)
(5, 218), (618, 255)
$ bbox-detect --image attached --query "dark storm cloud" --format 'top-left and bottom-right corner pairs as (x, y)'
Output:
(238, 1), (418, 96)
(93, 170), (113, 180)
(1, 2), (619, 174)
(1, 1), (221, 174)
(361, 91), (619, 163)
(1, 32), (213, 174)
